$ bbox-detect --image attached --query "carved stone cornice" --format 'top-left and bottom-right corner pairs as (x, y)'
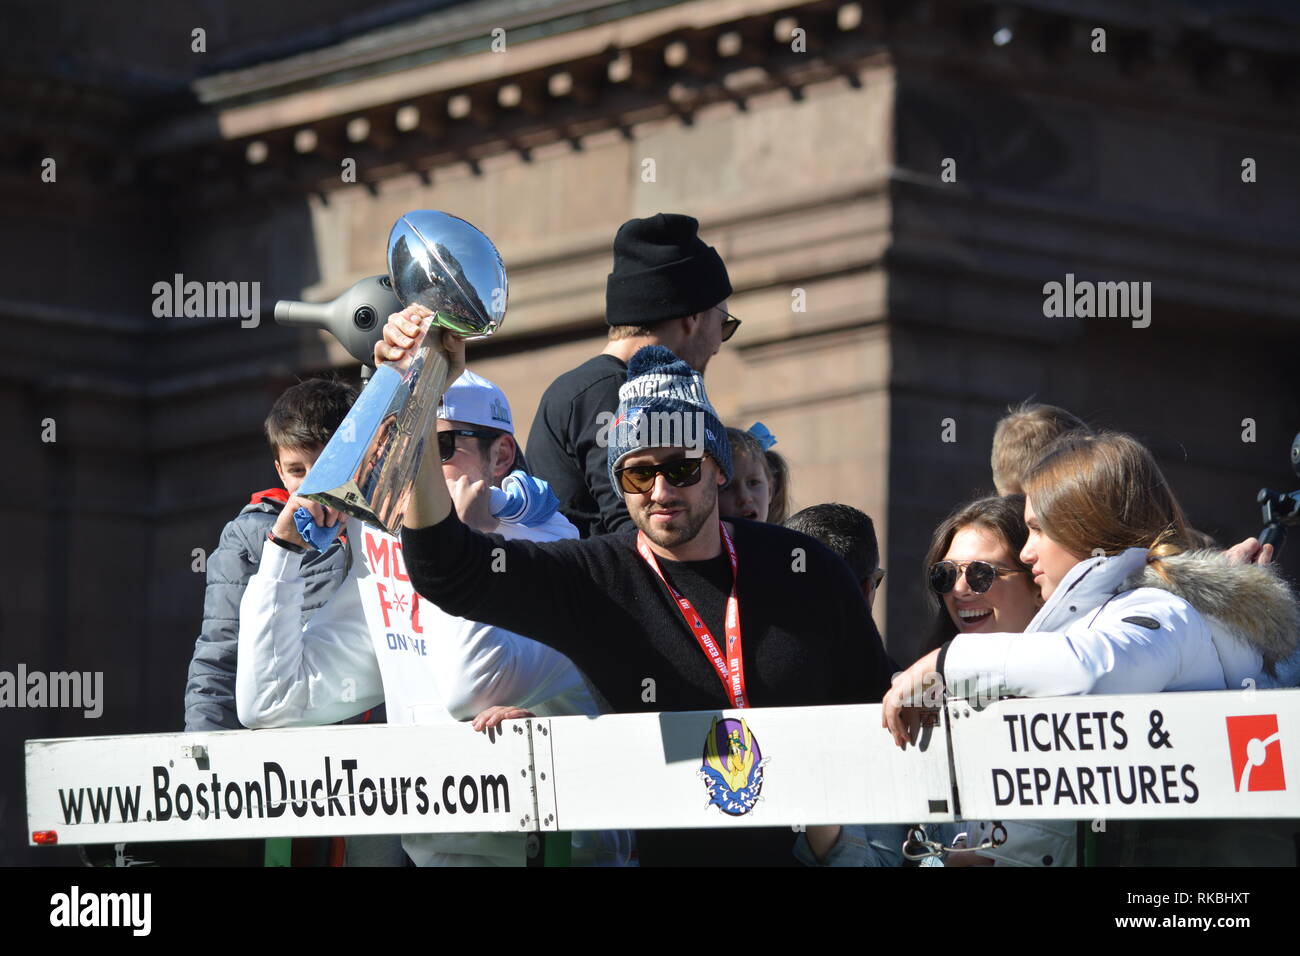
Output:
(4, 1), (1297, 195)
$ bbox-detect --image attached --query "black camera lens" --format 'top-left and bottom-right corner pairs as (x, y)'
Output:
(353, 305), (377, 330)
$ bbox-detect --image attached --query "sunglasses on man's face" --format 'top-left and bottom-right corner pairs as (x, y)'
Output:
(615, 456), (705, 495)
(719, 309), (741, 342)
(437, 428), (499, 463)
(928, 560), (1029, 595)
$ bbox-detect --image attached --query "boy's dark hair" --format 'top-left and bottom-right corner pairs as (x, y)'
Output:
(784, 503), (878, 582)
(265, 376), (358, 456)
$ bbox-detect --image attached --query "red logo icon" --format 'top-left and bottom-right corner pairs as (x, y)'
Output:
(1225, 715), (1286, 793)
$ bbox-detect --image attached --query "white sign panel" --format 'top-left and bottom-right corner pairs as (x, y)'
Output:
(948, 689), (1300, 821)
(539, 704), (953, 831)
(27, 722), (538, 846)
(35, 693), (1296, 848)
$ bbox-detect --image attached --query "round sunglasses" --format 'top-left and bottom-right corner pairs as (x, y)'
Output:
(614, 456), (705, 495)
(929, 560), (1030, 595)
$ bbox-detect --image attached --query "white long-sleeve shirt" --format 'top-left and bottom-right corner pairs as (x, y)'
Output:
(941, 547), (1282, 869)
(236, 515), (594, 727)
(237, 513), (627, 866)
(942, 548), (1270, 701)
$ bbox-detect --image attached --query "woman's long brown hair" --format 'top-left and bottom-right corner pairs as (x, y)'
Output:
(1021, 431), (1193, 573)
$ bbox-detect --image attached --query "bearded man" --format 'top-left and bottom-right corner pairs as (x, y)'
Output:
(381, 312), (893, 866)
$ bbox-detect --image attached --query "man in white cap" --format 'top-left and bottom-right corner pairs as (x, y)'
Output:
(237, 368), (629, 866)
(434, 368), (567, 537)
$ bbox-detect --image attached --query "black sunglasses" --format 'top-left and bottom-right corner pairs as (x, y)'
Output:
(719, 309), (741, 342)
(437, 428), (501, 463)
(929, 560), (1029, 595)
(614, 456), (705, 495)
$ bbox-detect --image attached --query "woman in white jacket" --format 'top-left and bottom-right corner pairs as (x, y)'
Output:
(883, 431), (1300, 863)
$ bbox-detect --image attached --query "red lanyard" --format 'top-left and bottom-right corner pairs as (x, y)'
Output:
(636, 522), (747, 709)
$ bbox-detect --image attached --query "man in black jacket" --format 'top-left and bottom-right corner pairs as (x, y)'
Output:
(378, 314), (894, 866)
(526, 213), (739, 537)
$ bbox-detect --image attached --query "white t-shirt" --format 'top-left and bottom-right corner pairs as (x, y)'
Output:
(237, 512), (628, 866)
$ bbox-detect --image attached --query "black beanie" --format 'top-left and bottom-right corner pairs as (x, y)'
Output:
(605, 213), (733, 327)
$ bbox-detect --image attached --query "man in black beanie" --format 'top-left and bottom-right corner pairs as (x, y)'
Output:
(526, 213), (738, 538)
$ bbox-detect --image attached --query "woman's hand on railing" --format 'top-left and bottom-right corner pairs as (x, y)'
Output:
(882, 648), (942, 748)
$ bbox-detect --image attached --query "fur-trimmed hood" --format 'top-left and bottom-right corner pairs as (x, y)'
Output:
(1028, 546), (1300, 688)
(1123, 549), (1300, 678)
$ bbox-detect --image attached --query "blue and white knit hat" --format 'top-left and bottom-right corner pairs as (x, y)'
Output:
(607, 345), (731, 494)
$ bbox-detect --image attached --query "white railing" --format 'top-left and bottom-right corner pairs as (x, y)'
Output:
(25, 689), (1299, 846)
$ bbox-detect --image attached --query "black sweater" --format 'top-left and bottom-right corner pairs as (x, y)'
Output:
(525, 353), (632, 538)
(403, 510), (895, 866)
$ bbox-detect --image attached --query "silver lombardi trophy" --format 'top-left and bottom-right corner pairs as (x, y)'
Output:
(296, 210), (507, 533)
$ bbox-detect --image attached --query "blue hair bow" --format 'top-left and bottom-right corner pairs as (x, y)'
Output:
(747, 422), (778, 451)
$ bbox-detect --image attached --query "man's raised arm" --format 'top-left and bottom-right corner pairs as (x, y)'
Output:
(379, 306), (465, 531)
(380, 312), (600, 670)
(405, 429), (455, 530)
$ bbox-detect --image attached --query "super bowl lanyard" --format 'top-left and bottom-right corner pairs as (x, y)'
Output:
(636, 522), (747, 709)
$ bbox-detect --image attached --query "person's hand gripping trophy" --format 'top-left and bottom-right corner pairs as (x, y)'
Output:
(293, 211), (507, 536)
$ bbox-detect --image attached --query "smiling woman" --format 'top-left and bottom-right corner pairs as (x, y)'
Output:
(888, 431), (1300, 750)
(920, 494), (1041, 653)
(897, 442), (1300, 867)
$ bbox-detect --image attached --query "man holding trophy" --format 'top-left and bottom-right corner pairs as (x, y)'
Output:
(388, 313), (895, 866)
(236, 212), (630, 866)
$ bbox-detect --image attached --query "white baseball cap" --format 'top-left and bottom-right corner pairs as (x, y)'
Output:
(438, 368), (514, 434)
